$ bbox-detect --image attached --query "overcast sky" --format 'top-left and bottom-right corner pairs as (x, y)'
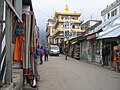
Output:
(32, 0), (115, 41)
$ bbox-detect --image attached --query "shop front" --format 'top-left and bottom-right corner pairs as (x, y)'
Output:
(87, 33), (102, 63)
(87, 33), (96, 62)
(98, 26), (120, 66)
(68, 37), (80, 60)
(81, 40), (88, 61)
(100, 38), (118, 66)
(95, 40), (102, 63)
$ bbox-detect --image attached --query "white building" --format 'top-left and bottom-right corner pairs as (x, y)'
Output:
(101, 0), (120, 22)
(46, 19), (55, 46)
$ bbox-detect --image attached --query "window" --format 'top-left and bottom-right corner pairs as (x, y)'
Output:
(107, 13), (110, 19)
(65, 17), (67, 19)
(61, 17), (63, 20)
(72, 18), (75, 20)
(72, 25), (75, 29)
(111, 11), (114, 17)
(114, 9), (117, 15)
(63, 24), (69, 29)
(111, 9), (117, 17)
(65, 25), (66, 27)
(119, 6), (120, 14)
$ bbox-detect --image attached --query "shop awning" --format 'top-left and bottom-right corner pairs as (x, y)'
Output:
(97, 15), (120, 39)
(97, 26), (120, 39)
(96, 14), (120, 32)
(87, 33), (96, 40)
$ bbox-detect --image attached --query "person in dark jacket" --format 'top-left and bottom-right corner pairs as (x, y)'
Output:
(44, 46), (49, 61)
(65, 45), (69, 60)
(105, 46), (110, 66)
(102, 45), (107, 66)
(102, 45), (110, 66)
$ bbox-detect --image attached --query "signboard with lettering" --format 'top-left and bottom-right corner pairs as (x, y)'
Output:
(87, 34), (96, 40)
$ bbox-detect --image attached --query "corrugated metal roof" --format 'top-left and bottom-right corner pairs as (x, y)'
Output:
(97, 15), (120, 39)
(97, 26), (120, 39)
(94, 14), (120, 33)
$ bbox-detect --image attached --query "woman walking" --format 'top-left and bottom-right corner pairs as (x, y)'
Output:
(36, 45), (42, 64)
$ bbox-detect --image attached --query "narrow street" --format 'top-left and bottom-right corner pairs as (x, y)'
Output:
(37, 55), (120, 90)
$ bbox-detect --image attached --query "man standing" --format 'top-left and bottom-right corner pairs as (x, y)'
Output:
(102, 45), (106, 66)
(102, 45), (110, 66)
(44, 46), (49, 61)
(105, 46), (110, 66)
(65, 45), (69, 60)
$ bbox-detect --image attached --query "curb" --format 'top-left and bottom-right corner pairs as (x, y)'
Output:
(79, 59), (116, 72)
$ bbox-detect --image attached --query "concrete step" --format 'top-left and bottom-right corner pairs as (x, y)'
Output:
(23, 87), (37, 90)
(23, 85), (38, 90)
(23, 84), (38, 90)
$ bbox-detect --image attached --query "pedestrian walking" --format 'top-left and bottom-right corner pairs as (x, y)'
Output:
(65, 46), (69, 60)
(102, 45), (110, 66)
(36, 45), (42, 64)
(44, 46), (49, 61)
(40, 46), (44, 64)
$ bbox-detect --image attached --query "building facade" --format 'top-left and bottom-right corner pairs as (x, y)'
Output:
(101, 0), (120, 22)
(81, 20), (102, 62)
(86, 0), (120, 69)
(51, 5), (85, 45)
(46, 19), (55, 46)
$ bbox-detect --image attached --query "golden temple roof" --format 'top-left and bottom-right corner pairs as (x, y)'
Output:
(54, 5), (81, 18)
(65, 4), (69, 12)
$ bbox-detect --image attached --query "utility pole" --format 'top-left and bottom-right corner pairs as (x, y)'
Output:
(64, 16), (71, 60)
(68, 16), (70, 38)
(63, 17), (67, 60)
(5, 1), (12, 85)
(65, 16), (70, 60)
(63, 17), (65, 48)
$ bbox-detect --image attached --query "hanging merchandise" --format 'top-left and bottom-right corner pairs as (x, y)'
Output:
(32, 77), (36, 87)
(113, 46), (120, 72)
(28, 53), (34, 80)
(14, 36), (25, 61)
(28, 53), (37, 87)
(15, 22), (25, 36)
(13, 22), (25, 61)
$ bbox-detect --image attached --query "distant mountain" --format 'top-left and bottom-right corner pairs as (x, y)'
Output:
(39, 29), (46, 47)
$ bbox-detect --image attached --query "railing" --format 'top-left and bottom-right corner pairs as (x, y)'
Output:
(0, 0), (23, 87)
(0, 29), (6, 86)
(0, 0), (6, 86)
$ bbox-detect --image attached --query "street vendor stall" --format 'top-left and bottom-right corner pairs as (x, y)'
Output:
(113, 46), (120, 72)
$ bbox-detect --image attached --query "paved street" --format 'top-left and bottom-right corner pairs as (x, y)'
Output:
(37, 54), (120, 90)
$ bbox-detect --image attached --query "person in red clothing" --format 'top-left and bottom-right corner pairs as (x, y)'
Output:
(40, 46), (44, 64)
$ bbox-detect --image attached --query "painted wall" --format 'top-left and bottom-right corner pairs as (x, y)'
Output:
(81, 40), (88, 60)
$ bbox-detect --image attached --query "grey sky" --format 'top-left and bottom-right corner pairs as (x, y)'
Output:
(32, 0), (115, 40)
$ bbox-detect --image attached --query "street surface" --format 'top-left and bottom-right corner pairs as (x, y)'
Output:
(37, 54), (120, 90)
